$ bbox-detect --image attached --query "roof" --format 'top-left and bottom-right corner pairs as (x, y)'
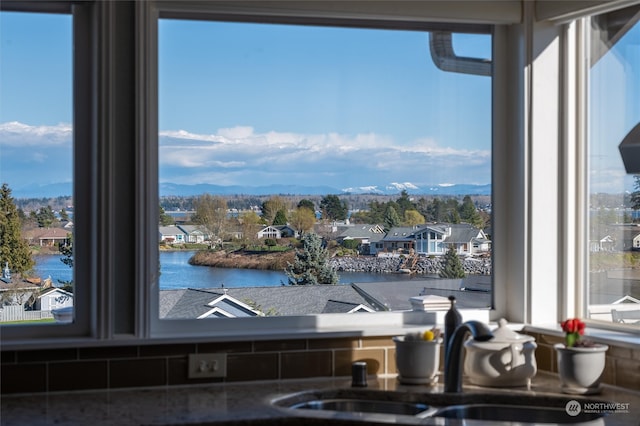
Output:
(177, 225), (206, 234)
(160, 285), (377, 318)
(446, 224), (484, 243)
(159, 226), (187, 236)
(338, 224), (385, 239)
(352, 277), (492, 311)
(159, 275), (493, 319)
(23, 227), (71, 240)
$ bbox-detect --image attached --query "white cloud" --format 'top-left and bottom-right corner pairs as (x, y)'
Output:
(0, 121), (72, 146)
(158, 126), (492, 187)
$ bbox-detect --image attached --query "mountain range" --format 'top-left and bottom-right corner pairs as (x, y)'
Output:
(11, 181), (491, 199)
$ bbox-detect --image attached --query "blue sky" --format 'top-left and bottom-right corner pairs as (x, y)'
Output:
(3, 11), (493, 197)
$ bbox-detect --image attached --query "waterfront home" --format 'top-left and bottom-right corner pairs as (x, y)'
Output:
(256, 225), (298, 240)
(381, 223), (491, 256)
(159, 225), (188, 244)
(176, 225), (208, 244)
(336, 224), (386, 255)
(22, 227), (72, 248)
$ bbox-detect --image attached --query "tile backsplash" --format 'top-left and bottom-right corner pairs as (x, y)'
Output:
(2, 332), (638, 394)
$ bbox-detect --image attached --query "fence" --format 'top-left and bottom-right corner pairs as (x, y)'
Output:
(0, 305), (53, 322)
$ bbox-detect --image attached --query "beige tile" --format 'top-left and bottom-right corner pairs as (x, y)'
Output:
(361, 336), (394, 348)
(614, 358), (640, 390)
(334, 348), (385, 376)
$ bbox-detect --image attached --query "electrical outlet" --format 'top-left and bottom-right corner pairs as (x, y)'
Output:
(188, 353), (227, 379)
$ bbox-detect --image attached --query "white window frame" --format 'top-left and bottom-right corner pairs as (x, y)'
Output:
(4, 0), (639, 349)
(0, 1), (94, 343)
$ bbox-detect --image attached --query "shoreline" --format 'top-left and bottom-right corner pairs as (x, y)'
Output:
(188, 249), (492, 275)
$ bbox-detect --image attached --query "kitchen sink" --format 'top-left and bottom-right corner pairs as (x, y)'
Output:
(288, 398), (434, 417)
(433, 403), (604, 424)
(272, 388), (608, 424)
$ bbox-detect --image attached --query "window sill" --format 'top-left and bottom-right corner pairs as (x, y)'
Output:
(1, 309), (491, 351)
(524, 324), (640, 349)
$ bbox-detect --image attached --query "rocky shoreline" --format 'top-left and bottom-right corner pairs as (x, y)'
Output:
(330, 255), (492, 275)
(190, 249), (492, 275)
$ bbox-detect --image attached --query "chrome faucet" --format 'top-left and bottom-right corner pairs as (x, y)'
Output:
(444, 320), (493, 393)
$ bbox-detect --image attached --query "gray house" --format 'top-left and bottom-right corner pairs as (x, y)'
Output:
(336, 224), (386, 255)
(381, 223), (490, 256)
(177, 225), (208, 244)
(159, 225), (188, 244)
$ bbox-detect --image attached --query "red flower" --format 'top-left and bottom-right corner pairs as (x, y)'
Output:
(561, 318), (586, 335)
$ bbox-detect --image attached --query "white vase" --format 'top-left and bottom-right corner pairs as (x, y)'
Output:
(554, 343), (608, 394)
(393, 336), (441, 385)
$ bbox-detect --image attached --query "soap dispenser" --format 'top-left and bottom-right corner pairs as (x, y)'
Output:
(444, 295), (462, 360)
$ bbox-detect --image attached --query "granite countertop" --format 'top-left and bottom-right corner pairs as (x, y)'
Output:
(2, 372), (639, 425)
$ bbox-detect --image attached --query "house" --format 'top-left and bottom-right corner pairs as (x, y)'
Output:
(159, 225), (188, 244)
(256, 225), (298, 240)
(23, 227), (72, 247)
(35, 288), (73, 312)
(381, 223), (491, 256)
(336, 224), (386, 255)
(176, 225), (208, 244)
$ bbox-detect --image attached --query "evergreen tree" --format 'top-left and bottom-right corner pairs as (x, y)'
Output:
(320, 195), (348, 221)
(630, 175), (640, 212)
(383, 205), (401, 230)
(58, 233), (74, 292)
(0, 183), (34, 276)
(439, 247), (466, 278)
(35, 205), (56, 228)
(272, 208), (288, 226)
(297, 199), (315, 212)
(59, 208), (70, 222)
(159, 205), (175, 226)
(285, 233), (338, 285)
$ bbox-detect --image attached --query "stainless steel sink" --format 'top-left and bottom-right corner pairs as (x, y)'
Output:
(289, 398), (433, 417)
(272, 389), (608, 424)
(433, 403), (605, 424)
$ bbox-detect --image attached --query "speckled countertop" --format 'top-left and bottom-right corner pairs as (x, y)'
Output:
(2, 372), (639, 425)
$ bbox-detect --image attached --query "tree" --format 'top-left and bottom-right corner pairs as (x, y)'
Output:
(439, 247), (466, 278)
(0, 183), (34, 276)
(285, 233), (339, 285)
(289, 207), (316, 234)
(320, 194), (348, 221)
(192, 194), (228, 242)
(261, 196), (288, 225)
(59, 208), (70, 222)
(159, 205), (175, 226)
(630, 175), (640, 212)
(459, 195), (484, 228)
(239, 211), (262, 243)
(297, 199), (315, 212)
(403, 209), (425, 226)
(383, 205), (401, 230)
(395, 190), (414, 216)
(35, 205), (56, 228)
(272, 208), (288, 226)
(58, 233), (74, 293)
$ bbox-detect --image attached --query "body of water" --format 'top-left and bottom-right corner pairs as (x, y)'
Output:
(33, 251), (421, 289)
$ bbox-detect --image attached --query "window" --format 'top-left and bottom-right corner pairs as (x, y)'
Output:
(0, 10), (74, 325)
(155, 16), (493, 326)
(587, 5), (640, 327)
(11, 1), (633, 347)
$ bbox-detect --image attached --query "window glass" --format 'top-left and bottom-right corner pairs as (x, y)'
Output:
(0, 11), (73, 325)
(158, 20), (492, 319)
(588, 7), (640, 326)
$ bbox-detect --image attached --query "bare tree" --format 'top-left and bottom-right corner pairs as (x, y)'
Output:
(192, 194), (228, 244)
